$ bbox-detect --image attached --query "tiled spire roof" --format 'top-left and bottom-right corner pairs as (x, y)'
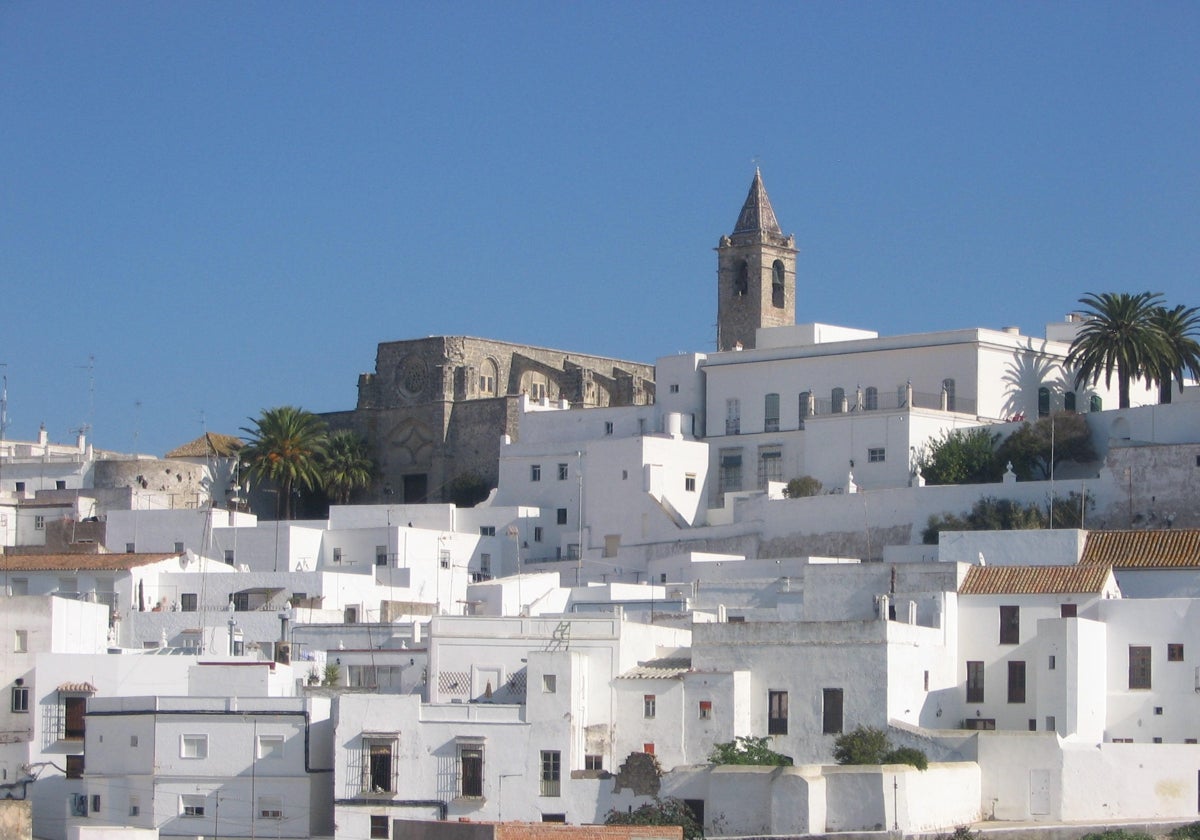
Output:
(732, 168), (783, 237)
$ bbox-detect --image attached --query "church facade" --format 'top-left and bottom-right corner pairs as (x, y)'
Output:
(323, 336), (654, 504)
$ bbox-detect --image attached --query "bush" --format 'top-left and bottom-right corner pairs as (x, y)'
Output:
(709, 735), (792, 766)
(922, 492), (1095, 544)
(833, 726), (927, 771)
(785, 475), (823, 498)
(1080, 831), (1155, 840)
(832, 726), (890, 765)
(882, 746), (929, 770)
(936, 827), (979, 840)
(1169, 824), (1200, 840)
(918, 428), (1002, 485)
(605, 797), (703, 840)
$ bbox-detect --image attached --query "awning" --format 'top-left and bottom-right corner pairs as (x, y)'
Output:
(57, 682), (97, 694)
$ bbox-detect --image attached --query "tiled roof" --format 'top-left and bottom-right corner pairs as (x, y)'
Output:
(0, 553), (181, 572)
(165, 432), (243, 459)
(57, 682), (97, 693)
(1080, 530), (1200, 568)
(732, 169), (783, 237)
(959, 564), (1113, 595)
(617, 657), (692, 680)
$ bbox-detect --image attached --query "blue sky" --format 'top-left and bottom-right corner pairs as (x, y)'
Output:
(2, 2), (1197, 456)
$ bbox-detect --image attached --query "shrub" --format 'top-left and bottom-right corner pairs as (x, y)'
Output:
(882, 746), (928, 771)
(785, 475), (823, 498)
(1080, 831), (1155, 840)
(1169, 824), (1200, 840)
(605, 797), (703, 840)
(833, 726), (928, 771)
(709, 735), (793, 766)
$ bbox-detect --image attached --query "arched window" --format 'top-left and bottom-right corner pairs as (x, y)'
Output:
(942, 378), (956, 412)
(1063, 392), (1076, 412)
(764, 393), (780, 432)
(733, 261), (749, 297)
(1038, 387), (1051, 417)
(479, 359), (498, 396)
(1090, 394), (1102, 412)
(832, 387), (845, 414)
(864, 386), (878, 411)
(772, 260), (785, 308)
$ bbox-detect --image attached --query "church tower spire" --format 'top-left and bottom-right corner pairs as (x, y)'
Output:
(716, 170), (797, 351)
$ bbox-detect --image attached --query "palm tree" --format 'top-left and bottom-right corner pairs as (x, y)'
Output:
(1065, 292), (1167, 409)
(240, 406), (328, 519)
(322, 429), (376, 505)
(1148, 304), (1200, 404)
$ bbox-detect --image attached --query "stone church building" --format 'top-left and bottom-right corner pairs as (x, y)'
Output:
(323, 171), (792, 505)
(323, 336), (655, 504)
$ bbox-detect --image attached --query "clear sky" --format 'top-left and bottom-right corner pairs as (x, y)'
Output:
(2, 2), (1197, 456)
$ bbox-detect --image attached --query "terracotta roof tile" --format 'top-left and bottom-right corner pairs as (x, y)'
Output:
(959, 564), (1113, 596)
(617, 657), (692, 680)
(1080, 530), (1200, 568)
(0, 553), (181, 572)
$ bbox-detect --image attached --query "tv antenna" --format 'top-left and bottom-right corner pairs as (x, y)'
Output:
(0, 363), (8, 441)
(76, 354), (95, 436)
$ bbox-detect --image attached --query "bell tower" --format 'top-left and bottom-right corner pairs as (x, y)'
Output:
(716, 170), (797, 351)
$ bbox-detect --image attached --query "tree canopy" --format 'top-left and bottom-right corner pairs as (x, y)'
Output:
(604, 797), (703, 840)
(917, 428), (1002, 486)
(708, 735), (792, 766)
(1148, 304), (1200, 404)
(1066, 292), (1167, 408)
(995, 412), (1096, 481)
(322, 429), (375, 505)
(833, 726), (928, 770)
(241, 406), (329, 519)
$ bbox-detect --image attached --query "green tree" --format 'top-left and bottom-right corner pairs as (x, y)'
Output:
(995, 412), (1097, 480)
(605, 797), (703, 840)
(444, 471), (492, 508)
(1066, 291), (1167, 408)
(1148, 304), (1200, 404)
(785, 476), (823, 498)
(922, 492), (1093, 543)
(321, 429), (375, 505)
(241, 406), (328, 519)
(918, 428), (1002, 485)
(708, 735), (793, 766)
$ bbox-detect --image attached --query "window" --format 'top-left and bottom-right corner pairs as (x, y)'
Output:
(699, 700), (713, 720)
(768, 690), (788, 734)
(669, 383), (680, 393)
(181, 735), (208, 758)
(685, 473), (696, 492)
(1046, 716), (1056, 731)
(540, 750), (561, 797)
(66, 755), (84, 779)
(459, 745), (483, 798)
(764, 393), (780, 432)
(864, 386), (878, 411)
(868, 447), (885, 463)
(479, 554), (491, 576)
(1169, 643), (1185, 662)
(181, 794), (205, 818)
(757, 448), (782, 489)
(180, 593), (197, 612)
(14, 481), (24, 492)
(643, 743), (655, 755)
(233, 592), (250, 611)
(370, 815), (390, 839)
(543, 814), (567, 823)
(439, 549), (450, 569)
(1129, 645), (1152, 689)
(479, 525), (496, 536)
(1090, 395), (1103, 412)
(822, 688), (844, 734)
(533, 526), (543, 542)
(585, 754), (603, 771)
(557, 463), (568, 480)
(964, 657), (984, 700)
(257, 796), (283, 820)
(58, 577), (77, 597)
(942, 378), (956, 411)
(128, 796), (140, 817)
(125, 542), (135, 553)
(376, 545), (388, 566)
(63, 696), (86, 739)
(1028, 719), (1037, 731)
(1048, 655), (1056, 670)
(1064, 392), (1076, 412)
(1008, 661), (1027, 703)
(643, 694), (656, 718)
(34, 515), (45, 531)
(1155, 706), (1164, 715)
(543, 674), (557, 693)
(91, 794), (101, 813)
(531, 464), (541, 482)
(1000, 605), (1020, 644)
(771, 260), (785, 308)
(832, 387), (845, 413)
(799, 391), (811, 421)
(556, 508), (567, 525)
(11, 685), (29, 713)
(733, 260), (748, 296)
(1060, 603), (1077, 618)
(257, 735), (284, 759)
(604, 421), (614, 435)
(1038, 386), (1051, 417)
(13, 630), (27, 653)
(333, 547), (344, 564)
(364, 737), (396, 793)
(718, 451), (742, 494)
(725, 399), (740, 435)
(130, 735), (138, 747)
(173, 541), (185, 553)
